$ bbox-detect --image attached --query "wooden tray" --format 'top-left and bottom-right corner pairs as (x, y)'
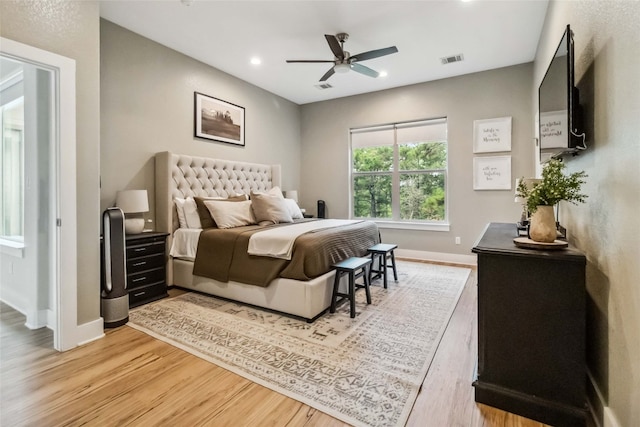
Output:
(513, 237), (568, 250)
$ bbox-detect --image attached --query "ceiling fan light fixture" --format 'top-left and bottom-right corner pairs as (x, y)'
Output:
(334, 63), (351, 73)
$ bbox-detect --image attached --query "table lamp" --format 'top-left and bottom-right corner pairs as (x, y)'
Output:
(116, 189), (149, 234)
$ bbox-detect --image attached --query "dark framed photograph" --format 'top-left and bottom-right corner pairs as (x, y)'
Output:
(194, 92), (245, 146)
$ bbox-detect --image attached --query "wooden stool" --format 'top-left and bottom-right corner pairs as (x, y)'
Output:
(367, 243), (398, 289)
(330, 257), (372, 318)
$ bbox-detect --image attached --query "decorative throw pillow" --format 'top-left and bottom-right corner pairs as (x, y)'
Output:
(250, 191), (293, 224)
(283, 198), (304, 220)
(194, 194), (246, 228)
(203, 199), (256, 229)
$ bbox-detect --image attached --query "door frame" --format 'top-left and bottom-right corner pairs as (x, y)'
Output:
(1, 37), (78, 351)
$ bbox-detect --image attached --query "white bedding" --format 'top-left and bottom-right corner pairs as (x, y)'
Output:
(247, 219), (361, 260)
(169, 228), (202, 261)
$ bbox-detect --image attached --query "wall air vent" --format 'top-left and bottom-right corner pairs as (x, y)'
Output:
(314, 83), (333, 90)
(441, 54), (464, 65)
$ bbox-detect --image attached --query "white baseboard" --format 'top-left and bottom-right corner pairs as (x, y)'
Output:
(75, 317), (105, 347)
(26, 309), (53, 330)
(395, 248), (477, 267)
(588, 368), (622, 427)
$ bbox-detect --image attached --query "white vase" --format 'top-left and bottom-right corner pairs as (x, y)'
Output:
(529, 205), (557, 243)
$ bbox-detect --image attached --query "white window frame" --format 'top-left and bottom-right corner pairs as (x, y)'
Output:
(349, 118), (449, 231)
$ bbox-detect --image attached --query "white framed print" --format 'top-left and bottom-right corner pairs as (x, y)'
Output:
(473, 156), (512, 190)
(473, 116), (512, 153)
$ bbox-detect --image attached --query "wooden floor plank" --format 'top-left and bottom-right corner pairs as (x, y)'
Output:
(0, 266), (554, 426)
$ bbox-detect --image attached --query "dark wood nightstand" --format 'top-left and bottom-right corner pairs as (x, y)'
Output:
(126, 232), (169, 308)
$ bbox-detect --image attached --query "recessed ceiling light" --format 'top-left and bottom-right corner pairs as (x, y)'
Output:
(379, 70), (388, 78)
(250, 57), (261, 65)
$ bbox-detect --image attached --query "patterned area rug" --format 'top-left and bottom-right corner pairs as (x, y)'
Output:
(127, 261), (470, 427)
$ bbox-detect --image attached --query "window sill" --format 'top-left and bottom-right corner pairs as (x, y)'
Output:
(373, 221), (450, 232)
(0, 238), (25, 258)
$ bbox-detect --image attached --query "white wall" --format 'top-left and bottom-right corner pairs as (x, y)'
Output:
(0, 66), (40, 324)
(300, 63), (534, 258)
(534, 2), (640, 426)
(100, 20), (302, 222)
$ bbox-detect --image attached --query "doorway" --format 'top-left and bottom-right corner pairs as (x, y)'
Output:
(0, 37), (77, 351)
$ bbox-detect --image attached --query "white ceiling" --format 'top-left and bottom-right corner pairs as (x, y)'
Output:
(99, 0), (549, 105)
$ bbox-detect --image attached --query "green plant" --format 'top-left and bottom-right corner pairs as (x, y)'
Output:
(516, 159), (588, 213)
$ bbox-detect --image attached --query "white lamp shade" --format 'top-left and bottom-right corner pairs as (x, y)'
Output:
(116, 190), (149, 213)
(284, 190), (299, 203)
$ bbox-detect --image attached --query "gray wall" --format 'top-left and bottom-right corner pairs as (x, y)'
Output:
(100, 20), (302, 223)
(0, 0), (101, 325)
(300, 63), (534, 256)
(534, 2), (640, 426)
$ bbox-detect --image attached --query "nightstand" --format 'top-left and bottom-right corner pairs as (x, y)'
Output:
(126, 232), (169, 308)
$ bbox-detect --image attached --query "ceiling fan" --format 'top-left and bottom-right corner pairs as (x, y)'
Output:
(286, 33), (398, 82)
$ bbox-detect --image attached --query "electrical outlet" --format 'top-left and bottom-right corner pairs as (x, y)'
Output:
(455, 237), (461, 245)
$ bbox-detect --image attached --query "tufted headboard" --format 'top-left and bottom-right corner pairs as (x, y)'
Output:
(155, 151), (282, 279)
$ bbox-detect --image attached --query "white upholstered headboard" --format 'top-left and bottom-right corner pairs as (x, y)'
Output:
(155, 151), (282, 282)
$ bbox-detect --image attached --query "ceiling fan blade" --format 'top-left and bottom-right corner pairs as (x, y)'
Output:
(319, 67), (335, 82)
(351, 46), (398, 62)
(286, 60), (335, 63)
(324, 34), (344, 60)
(351, 63), (379, 78)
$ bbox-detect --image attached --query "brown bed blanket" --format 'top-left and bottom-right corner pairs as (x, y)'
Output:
(192, 219), (380, 287)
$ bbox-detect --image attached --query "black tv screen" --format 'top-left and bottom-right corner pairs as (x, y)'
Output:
(539, 25), (585, 162)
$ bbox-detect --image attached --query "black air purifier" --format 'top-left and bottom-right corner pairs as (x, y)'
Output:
(101, 207), (129, 328)
(317, 200), (326, 219)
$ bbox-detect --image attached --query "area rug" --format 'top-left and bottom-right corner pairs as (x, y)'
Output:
(127, 261), (471, 427)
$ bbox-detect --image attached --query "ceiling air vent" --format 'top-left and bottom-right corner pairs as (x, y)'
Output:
(441, 54), (464, 65)
(314, 83), (333, 90)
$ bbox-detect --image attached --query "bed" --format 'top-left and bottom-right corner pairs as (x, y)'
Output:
(155, 151), (380, 321)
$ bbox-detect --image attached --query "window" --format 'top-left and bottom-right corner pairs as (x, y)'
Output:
(1, 61), (24, 242)
(351, 118), (447, 225)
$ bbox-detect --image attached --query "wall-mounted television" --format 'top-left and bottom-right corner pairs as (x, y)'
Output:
(539, 25), (586, 162)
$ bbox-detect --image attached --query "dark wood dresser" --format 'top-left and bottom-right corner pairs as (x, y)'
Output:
(126, 232), (169, 308)
(472, 222), (587, 426)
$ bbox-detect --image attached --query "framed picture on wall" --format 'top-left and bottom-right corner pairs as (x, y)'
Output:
(473, 116), (512, 153)
(194, 92), (245, 146)
(473, 156), (512, 190)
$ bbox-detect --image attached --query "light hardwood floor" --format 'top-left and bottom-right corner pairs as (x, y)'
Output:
(1, 268), (551, 427)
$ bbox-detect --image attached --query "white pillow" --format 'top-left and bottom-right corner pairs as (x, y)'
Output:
(174, 198), (188, 228)
(283, 198), (304, 220)
(268, 186), (285, 198)
(204, 199), (256, 229)
(174, 197), (202, 229)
